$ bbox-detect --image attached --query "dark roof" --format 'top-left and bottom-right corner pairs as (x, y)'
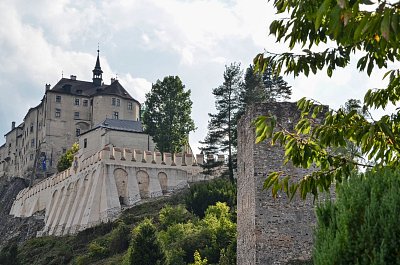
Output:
(81, 118), (144, 136)
(49, 78), (138, 103)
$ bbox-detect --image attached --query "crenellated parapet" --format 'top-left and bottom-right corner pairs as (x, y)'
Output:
(10, 146), (221, 237)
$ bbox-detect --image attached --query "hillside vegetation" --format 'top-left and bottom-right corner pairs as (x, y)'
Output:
(0, 178), (237, 265)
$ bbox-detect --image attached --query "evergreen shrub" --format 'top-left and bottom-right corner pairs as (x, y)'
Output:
(314, 169), (400, 265)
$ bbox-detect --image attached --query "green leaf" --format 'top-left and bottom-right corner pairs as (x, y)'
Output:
(381, 9), (391, 41)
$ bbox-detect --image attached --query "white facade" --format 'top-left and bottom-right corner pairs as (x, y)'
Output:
(0, 53), (143, 179)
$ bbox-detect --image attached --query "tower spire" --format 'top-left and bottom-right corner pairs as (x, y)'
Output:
(92, 46), (103, 86)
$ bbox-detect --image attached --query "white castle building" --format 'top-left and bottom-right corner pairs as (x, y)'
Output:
(0, 50), (143, 179)
(5, 51), (213, 236)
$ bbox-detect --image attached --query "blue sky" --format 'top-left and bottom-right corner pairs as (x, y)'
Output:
(0, 0), (393, 153)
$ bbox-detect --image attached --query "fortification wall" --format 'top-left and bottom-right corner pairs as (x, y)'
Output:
(10, 147), (209, 236)
(237, 102), (321, 265)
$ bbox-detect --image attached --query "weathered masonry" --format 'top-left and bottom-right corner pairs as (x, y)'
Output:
(237, 102), (321, 265)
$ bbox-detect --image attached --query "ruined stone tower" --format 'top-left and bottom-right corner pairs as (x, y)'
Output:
(237, 102), (318, 265)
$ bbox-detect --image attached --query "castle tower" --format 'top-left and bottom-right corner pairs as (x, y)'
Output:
(237, 102), (318, 264)
(92, 49), (103, 86)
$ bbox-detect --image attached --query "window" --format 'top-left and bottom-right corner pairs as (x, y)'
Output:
(31, 139), (35, 148)
(76, 128), (81, 137)
(30, 123), (34, 133)
(116, 99), (120, 106)
(38, 122), (42, 131)
(76, 90), (82, 94)
(112, 98), (116, 106)
(84, 138), (87, 148)
(83, 99), (88, 106)
(62, 148), (67, 154)
(30, 154), (34, 161)
(55, 108), (61, 118)
(113, 111), (119, 120)
(74, 112), (80, 119)
(55, 95), (61, 103)
(75, 98), (80, 106)
(127, 102), (133, 110)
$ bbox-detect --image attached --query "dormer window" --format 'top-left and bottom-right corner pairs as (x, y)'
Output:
(76, 90), (82, 95)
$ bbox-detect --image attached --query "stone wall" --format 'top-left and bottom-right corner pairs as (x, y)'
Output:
(9, 147), (208, 236)
(237, 102), (322, 265)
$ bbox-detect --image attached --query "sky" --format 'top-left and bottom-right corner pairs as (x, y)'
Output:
(0, 0), (395, 153)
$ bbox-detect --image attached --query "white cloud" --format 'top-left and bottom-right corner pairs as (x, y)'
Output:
(119, 74), (152, 103)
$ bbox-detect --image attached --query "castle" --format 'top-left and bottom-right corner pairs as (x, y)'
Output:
(6, 51), (210, 236)
(0, 50), (142, 180)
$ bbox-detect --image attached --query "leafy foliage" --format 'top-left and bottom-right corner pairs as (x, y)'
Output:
(158, 202), (236, 265)
(314, 168), (400, 265)
(158, 204), (193, 230)
(143, 76), (195, 154)
(254, 0), (400, 199)
(56, 142), (79, 172)
(185, 178), (237, 218)
(190, 250), (208, 265)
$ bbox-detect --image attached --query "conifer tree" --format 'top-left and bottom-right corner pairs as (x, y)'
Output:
(262, 66), (292, 102)
(201, 63), (243, 182)
(239, 64), (291, 118)
(126, 219), (166, 265)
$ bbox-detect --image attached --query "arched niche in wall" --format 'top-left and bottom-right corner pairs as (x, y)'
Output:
(136, 170), (150, 199)
(75, 121), (90, 134)
(158, 172), (168, 194)
(47, 189), (59, 219)
(114, 168), (128, 205)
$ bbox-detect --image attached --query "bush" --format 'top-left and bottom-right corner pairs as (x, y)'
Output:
(159, 204), (193, 229)
(314, 168), (400, 265)
(125, 218), (166, 265)
(185, 178), (236, 217)
(108, 221), (130, 254)
(0, 242), (19, 265)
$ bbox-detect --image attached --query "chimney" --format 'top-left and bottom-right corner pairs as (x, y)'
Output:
(111, 78), (115, 83)
(70, 75), (77, 80)
(45, 83), (51, 91)
(11, 122), (15, 130)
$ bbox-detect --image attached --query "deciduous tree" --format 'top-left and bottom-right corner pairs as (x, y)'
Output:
(254, 0), (400, 199)
(56, 143), (79, 172)
(143, 76), (195, 154)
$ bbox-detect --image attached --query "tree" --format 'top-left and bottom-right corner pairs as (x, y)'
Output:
(253, 0), (400, 199)
(143, 76), (195, 154)
(262, 65), (292, 102)
(314, 169), (400, 264)
(201, 63), (243, 182)
(57, 142), (79, 172)
(239, 64), (292, 117)
(241, 65), (265, 107)
(125, 218), (166, 265)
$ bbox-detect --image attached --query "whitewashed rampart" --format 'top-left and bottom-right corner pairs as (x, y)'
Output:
(10, 146), (211, 236)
